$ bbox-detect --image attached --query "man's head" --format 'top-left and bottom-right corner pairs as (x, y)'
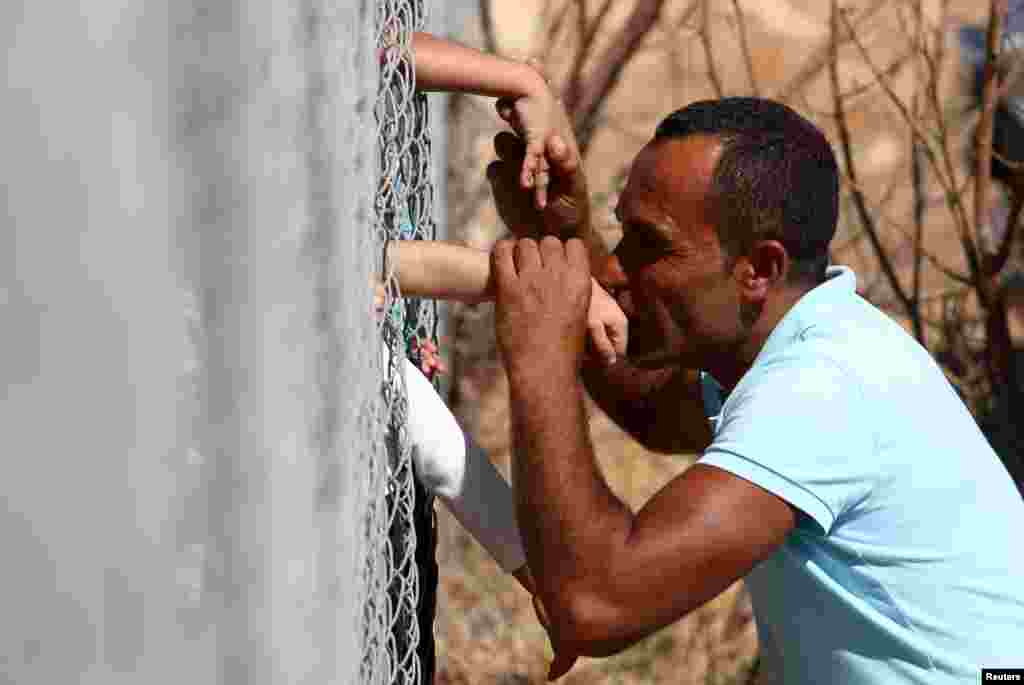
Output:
(654, 97), (839, 285)
(611, 97), (839, 376)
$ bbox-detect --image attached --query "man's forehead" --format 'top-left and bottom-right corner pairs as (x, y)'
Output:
(620, 135), (721, 213)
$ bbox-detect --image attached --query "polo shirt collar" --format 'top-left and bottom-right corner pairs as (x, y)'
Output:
(752, 265), (858, 366)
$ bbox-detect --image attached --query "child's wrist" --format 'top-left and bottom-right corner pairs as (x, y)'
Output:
(517, 61), (551, 99)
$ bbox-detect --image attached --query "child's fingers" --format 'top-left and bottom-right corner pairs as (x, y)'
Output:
(534, 159), (549, 210)
(520, 150), (538, 189)
(546, 135), (579, 176)
(521, 140), (549, 208)
(373, 282), (387, 317)
(608, 318), (628, 358)
(525, 57), (552, 86)
(588, 320), (617, 366)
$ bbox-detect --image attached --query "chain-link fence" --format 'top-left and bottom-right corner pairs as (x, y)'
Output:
(360, 1), (437, 684)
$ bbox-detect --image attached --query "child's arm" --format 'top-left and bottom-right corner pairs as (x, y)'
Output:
(387, 240), (493, 304)
(412, 32), (546, 99)
(412, 32), (565, 209)
(387, 240), (628, 364)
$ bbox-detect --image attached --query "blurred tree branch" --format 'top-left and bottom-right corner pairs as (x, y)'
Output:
(562, 0), (670, 152)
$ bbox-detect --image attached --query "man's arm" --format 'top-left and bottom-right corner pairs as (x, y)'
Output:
(493, 238), (796, 661)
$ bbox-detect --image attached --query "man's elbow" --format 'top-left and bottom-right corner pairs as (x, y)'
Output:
(544, 585), (651, 659)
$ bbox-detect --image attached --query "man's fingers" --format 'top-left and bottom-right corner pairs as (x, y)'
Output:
(489, 158), (524, 203)
(514, 238), (541, 275)
(539, 235), (564, 268)
(496, 97), (528, 139)
(532, 593), (551, 629)
(496, 96), (516, 123)
(488, 159), (543, 239)
(566, 238), (590, 272)
(531, 589), (578, 680)
(494, 130), (527, 164)
(547, 651), (578, 681)
(486, 159), (503, 185)
(491, 239), (519, 292)
(487, 160), (516, 205)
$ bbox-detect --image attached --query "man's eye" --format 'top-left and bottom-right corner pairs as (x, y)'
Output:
(617, 230), (667, 271)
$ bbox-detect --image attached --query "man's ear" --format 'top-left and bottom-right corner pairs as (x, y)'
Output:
(734, 240), (788, 300)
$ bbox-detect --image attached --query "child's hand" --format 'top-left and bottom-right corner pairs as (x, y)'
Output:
(414, 338), (447, 380)
(496, 59), (574, 211)
(587, 278), (628, 366)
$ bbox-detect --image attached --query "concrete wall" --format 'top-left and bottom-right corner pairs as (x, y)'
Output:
(1, 2), (377, 683)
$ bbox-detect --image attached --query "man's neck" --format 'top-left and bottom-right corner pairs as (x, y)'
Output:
(710, 284), (813, 392)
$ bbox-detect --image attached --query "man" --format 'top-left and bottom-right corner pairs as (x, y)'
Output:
(487, 97), (1024, 683)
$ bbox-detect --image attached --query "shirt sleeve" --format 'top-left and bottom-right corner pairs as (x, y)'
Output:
(402, 358), (527, 572)
(698, 352), (875, 534)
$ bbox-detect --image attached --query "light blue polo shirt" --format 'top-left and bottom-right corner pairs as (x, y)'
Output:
(698, 266), (1024, 684)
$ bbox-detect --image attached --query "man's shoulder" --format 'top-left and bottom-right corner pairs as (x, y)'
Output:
(737, 339), (865, 408)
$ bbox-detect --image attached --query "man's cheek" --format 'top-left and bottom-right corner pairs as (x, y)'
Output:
(620, 299), (665, 357)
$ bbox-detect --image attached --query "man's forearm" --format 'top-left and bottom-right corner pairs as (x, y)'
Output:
(507, 361), (633, 630)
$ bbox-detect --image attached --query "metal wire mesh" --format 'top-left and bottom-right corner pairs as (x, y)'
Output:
(360, 0), (437, 683)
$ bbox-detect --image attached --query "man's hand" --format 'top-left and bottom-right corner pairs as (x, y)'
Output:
(530, 592), (580, 681)
(495, 58), (582, 213)
(492, 237), (592, 375)
(487, 131), (591, 243)
(487, 61), (591, 246)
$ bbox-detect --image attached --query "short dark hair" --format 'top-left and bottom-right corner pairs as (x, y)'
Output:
(655, 97), (839, 285)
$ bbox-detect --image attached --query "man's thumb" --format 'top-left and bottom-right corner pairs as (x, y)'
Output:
(588, 323), (617, 366)
(547, 651), (578, 681)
